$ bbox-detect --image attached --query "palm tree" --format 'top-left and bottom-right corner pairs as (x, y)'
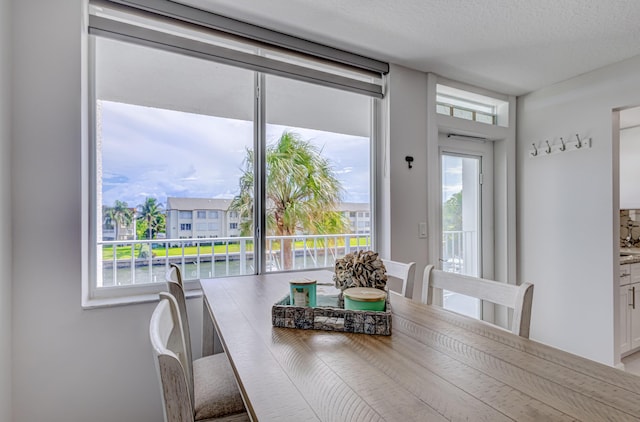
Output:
(105, 200), (133, 241)
(137, 197), (164, 240)
(231, 131), (347, 269)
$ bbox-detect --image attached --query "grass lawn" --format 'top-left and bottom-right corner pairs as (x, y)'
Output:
(102, 237), (370, 260)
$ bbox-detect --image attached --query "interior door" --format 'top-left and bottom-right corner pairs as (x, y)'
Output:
(440, 134), (493, 319)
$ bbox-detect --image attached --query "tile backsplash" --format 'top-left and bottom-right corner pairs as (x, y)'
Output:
(621, 209), (640, 247)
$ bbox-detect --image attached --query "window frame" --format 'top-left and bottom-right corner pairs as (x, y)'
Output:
(83, 7), (381, 307)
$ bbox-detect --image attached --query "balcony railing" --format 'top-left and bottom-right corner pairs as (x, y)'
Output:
(97, 233), (372, 287)
(442, 230), (477, 275)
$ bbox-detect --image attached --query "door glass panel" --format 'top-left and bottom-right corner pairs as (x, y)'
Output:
(441, 153), (481, 318)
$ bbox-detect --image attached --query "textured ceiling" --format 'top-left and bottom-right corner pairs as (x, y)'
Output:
(179, 0), (640, 96)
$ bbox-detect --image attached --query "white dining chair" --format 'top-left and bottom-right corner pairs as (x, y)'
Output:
(421, 265), (534, 338)
(167, 262), (184, 287)
(150, 292), (249, 422)
(166, 264), (193, 365)
(381, 259), (416, 299)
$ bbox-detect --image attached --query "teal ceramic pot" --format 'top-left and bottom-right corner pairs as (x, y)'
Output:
(289, 279), (317, 307)
(343, 287), (386, 311)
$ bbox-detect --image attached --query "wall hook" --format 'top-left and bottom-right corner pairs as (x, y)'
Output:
(575, 133), (582, 149)
(559, 137), (566, 151)
(531, 143), (538, 157)
(405, 156), (414, 169)
(545, 140), (551, 154)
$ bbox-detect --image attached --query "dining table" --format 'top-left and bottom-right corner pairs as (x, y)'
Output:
(200, 270), (640, 421)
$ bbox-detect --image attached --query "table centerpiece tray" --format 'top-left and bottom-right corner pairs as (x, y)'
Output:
(271, 293), (392, 335)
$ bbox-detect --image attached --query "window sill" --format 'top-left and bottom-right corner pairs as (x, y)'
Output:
(81, 288), (203, 309)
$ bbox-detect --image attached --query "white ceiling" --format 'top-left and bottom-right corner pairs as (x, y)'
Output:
(180, 0), (640, 96)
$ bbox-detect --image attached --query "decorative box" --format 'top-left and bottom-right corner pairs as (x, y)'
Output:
(271, 293), (391, 335)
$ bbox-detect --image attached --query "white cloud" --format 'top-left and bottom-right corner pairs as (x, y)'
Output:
(100, 101), (371, 207)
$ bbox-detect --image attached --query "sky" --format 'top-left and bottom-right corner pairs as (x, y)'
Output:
(100, 100), (371, 208)
(442, 155), (464, 202)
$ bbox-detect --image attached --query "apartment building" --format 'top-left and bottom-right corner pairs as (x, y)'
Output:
(339, 202), (371, 235)
(165, 198), (371, 239)
(165, 197), (239, 240)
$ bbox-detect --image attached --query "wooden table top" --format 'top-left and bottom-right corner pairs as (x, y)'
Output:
(201, 270), (640, 422)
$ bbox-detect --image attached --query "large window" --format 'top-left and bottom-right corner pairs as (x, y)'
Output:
(87, 3), (380, 302)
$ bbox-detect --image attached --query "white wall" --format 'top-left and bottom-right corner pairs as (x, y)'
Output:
(386, 64), (430, 299)
(516, 55), (640, 365)
(10, 1), (187, 420)
(620, 125), (640, 209)
(0, 0), (12, 419)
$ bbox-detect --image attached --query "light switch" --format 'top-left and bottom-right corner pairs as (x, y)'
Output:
(419, 222), (427, 238)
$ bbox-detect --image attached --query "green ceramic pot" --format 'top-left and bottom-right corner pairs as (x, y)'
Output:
(343, 287), (386, 311)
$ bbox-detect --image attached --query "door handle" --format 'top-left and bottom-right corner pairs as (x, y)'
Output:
(634, 286), (636, 310)
(630, 287), (634, 307)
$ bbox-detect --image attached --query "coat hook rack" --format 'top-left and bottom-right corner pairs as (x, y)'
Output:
(529, 134), (591, 158)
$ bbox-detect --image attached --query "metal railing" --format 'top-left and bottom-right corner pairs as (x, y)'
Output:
(97, 233), (372, 287)
(442, 230), (477, 275)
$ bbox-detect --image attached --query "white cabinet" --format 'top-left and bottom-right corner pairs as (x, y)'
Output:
(620, 263), (640, 355)
(620, 286), (630, 353)
(632, 285), (640, 350)
(621, 263), (631, 283)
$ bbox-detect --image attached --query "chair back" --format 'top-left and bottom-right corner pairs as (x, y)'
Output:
(421, 265), (534, 338)
(381, 259), (416, 299)
(167, 263), (184, 287)
(165, 265), (194, 385)
(150, 293), (195, 422)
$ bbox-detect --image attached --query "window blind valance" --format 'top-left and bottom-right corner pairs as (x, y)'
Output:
(89, 0), (388, 98)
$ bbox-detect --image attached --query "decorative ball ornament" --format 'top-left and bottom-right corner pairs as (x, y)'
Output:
(333, 250), (387, 292)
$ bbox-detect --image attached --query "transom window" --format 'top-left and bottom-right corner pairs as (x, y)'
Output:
(436, 94), (496, 124)
(436, 84), (509, 127)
